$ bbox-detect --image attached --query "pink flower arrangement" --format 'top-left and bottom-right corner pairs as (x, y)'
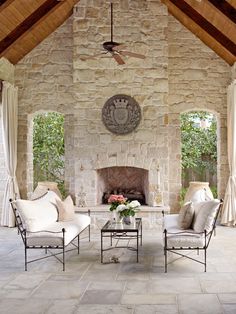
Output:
(108, 194), (127, 211)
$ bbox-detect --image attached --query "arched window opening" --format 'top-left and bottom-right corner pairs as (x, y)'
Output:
(180, 111), (217, 199)
(33, 112), (65, 196)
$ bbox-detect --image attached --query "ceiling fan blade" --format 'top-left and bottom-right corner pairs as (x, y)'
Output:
(112, 44), (127, 51)
(119, 51), (145, 59)
(112, 53), (125, 65)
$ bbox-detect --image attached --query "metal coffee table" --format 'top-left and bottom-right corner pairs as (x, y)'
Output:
(101, 218), (142, 263)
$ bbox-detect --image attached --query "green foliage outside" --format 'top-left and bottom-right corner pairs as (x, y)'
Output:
(181, 111), (217, 199)
(33, 112), (65, 197)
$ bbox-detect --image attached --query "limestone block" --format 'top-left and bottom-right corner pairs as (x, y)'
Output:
(143, 106), (158, 119)
(73, 69), (95, 82)
(100, 134), (112, 144)
(0, 57), (15, 83)
(86, 7), (99, 18)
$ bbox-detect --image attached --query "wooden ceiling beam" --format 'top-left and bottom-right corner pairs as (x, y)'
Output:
(168, 0), (236, 56)
(208, 0), (236, 24)
(184, 0), (236, 43)
(161, 0), (236, 65)
(3, 0), (78, 64)
(0, 0), (59, 54)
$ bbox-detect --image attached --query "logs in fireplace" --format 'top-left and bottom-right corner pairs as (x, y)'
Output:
(102, 189), (146, 205)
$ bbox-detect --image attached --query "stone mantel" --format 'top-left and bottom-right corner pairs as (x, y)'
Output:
(75, 205), (170, 231)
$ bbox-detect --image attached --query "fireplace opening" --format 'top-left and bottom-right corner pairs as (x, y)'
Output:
(97, 166), (148, 205)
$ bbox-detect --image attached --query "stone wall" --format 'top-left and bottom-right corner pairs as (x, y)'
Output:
(73, 0), (169, 206)
(167, 15), (230, 200)
(15, 17), (75, 198)
(14, 0), (231, 210)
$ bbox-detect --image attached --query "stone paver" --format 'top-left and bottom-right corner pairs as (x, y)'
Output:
(0, 226), (235, 314)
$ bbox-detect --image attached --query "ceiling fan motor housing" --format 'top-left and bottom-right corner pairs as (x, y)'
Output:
(103, 41), (120, 52)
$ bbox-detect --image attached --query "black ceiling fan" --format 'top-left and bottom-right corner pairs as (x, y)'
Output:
(80, 2), (145, 65)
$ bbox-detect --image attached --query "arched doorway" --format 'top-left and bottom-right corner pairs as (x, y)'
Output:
(33, 112), (65, 196)
(180, 111), (218, 199)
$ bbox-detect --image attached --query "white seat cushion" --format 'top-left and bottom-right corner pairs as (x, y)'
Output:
(166, 234), (205, 248)
(163, 214), (205, 248)
(26, 213), (91, 246)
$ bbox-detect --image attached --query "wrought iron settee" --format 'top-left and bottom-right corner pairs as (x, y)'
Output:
(163, 199), (223, 272)
(10, 191), (91, 271)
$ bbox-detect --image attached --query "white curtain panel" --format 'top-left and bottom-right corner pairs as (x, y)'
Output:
(221, 80), (236, 226)
(1, 81), (20, 227)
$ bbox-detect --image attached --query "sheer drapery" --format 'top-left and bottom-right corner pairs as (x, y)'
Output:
(221, 80), (236, 226)
(1, 81), (20, 227)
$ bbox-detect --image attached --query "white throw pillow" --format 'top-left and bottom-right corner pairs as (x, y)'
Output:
(16, 198), (58, 232)
(192, 199), (220, 233)
(178, 201), (194, 229)
(56, 195), (75, 221)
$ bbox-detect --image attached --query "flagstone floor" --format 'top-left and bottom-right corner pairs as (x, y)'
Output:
(0, 225), (236, 314)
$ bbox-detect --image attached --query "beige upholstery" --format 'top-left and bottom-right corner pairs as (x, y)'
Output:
(15, 191), (60, 232)
(26, 214), (91, 246)
(163, 199), (222, 272)
(56, 195), (76, 221)
(178, 201), (194, 229)
(192, 199), (220, 232)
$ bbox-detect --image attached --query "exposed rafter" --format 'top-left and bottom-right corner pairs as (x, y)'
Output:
(161, 0), (236, 65)
(0, 0), (235, 65)
(0, 0), (79, 64)
(208, 0), (236, 24)
(0, 0), (60, 54)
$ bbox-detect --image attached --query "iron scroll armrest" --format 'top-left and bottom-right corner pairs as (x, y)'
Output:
(25, 229), (66, 234)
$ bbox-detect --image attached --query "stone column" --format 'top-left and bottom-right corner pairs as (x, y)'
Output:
(17, 114), (33, 199)
(64, 114), (76, 198)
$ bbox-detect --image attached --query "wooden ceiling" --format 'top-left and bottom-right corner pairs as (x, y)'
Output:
(0, 0), (235, 66)
(161, 0), (236, 65)
(0, 0), (79, 64)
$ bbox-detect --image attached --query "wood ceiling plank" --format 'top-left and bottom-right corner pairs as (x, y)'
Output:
(208, 0), (236, 24)
(0, 0), (48, 40)
(3, 0), (78, 64)
(185, 0), (236, 43)
(168, 0), (236, 56)
(0, 0), (15, 13)
(0, 0), (59, 54)
(161, 0), (236, 65)
(226, 0), (236, 10)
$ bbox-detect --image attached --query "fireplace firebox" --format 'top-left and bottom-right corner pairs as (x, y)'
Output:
(97, 166), (148, 205)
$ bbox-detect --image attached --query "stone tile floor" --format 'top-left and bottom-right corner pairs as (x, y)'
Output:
(0, 225), (236, 314)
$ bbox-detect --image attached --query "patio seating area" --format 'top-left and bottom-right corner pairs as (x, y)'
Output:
(0, 224), (236, 314)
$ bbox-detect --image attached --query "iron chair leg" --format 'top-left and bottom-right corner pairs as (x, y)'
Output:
(25, 245), (27, 271)
(164, 229), (167, 273)
(62, 228), (65, 271)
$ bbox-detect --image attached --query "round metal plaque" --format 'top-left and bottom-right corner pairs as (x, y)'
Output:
(102, 94), (141, 134)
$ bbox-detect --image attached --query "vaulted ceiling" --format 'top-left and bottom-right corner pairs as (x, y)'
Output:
(161, 0), (236, 66)
(0, 0), (79, 64)
(0, 0), (235, 66)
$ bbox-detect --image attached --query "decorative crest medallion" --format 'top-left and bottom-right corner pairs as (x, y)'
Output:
(102, 94), (141, 134)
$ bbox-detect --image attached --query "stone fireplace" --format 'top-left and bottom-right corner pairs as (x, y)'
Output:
(97, 166), (148, 205)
